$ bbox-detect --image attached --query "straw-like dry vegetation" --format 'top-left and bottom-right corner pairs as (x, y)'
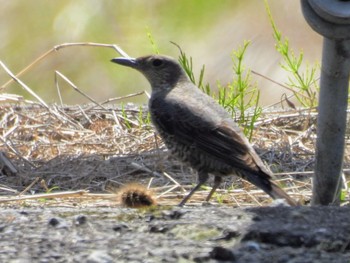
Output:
(0, 95), (342, 208)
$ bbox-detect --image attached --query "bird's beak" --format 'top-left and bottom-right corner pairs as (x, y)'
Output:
(111, 57), (138, 68)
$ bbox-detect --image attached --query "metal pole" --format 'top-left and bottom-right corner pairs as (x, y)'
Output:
(301, 0), (350, 205)
(313, 38), (350, 205)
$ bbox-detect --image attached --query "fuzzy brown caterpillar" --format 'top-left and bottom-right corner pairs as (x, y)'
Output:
(118, 183), (156, 208)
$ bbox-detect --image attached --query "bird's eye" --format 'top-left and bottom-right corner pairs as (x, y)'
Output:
(152, 59), (163, 67)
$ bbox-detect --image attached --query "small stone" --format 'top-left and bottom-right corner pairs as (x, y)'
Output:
(48, 217), (60, 227)
(75, 215), (87, 225)
(209, 246), (235, 261)
(244, 241), (261, 251)
(86, 250), (113, 263)
(161, 210), (184, 220)
(149, 224), (169, 233)
(112, 223), (129, 232)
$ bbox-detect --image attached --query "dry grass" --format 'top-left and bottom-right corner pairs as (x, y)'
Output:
(0, 95), (347, 207)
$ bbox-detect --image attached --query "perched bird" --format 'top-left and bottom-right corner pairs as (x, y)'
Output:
(111, 55), (297, 206)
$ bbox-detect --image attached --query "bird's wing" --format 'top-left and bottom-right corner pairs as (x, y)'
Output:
(195, 121), (266, 175)
(151, 95), (268, 175)
(210, 122), (273, 174)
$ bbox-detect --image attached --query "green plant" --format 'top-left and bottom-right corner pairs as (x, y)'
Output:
(175, 44), (212, 96)
(45, 186), (60, 193)
(175, 42), (261, 140)
(137, 105), (152, 126)
(121, 103), (132, 129)
(146, 27), (160, 54)
(218, 41), (262, 140)
(38, 186), (60, 202)
(214, 192), (225, 204)
(264, 0), (319, 108)
(340, 189), (346, 202)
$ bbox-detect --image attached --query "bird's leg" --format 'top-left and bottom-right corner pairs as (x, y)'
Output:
(205, 176), (222, 202)
(178, 171), (209, 206)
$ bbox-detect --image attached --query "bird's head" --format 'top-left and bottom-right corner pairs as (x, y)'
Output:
(111, 55), (188, 92)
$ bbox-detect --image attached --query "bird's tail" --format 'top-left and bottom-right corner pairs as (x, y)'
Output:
(268, 181), (298, 206)
(241, 170), (298, 206)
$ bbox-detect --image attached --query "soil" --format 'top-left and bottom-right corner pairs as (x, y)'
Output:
(1, 204), (350, 263)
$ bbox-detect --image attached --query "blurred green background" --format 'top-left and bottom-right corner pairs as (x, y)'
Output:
(0, 0), (321, 105)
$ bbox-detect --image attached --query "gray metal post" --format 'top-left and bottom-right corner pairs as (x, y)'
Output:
(314, 38), (350, 205)
(301, 0), (350, 205)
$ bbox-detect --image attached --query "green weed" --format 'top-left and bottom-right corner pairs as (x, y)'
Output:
(174, 41), (261, 140)
(218, 41), (262, 140)
(264, 0), (319, 108)
(137, 105), (152, 126)
(121, 103), (132, 129)
(146, 27), (160, 54)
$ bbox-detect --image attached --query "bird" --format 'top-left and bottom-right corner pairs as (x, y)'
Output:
(111, 54), (297, 206)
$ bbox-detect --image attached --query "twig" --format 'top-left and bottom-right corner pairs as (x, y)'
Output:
(0, 136), (36, 168)
(1, 42), (130, 90)
(252, 70), (310, 105)
(130, 162), (162, 177)
(77, 91), (145, 114)
(53, 42), (130, 57)
(0, 190), (89, 202)
(78, 105), (92, 124)
(52, 105), (85, 129)
(0, 61), (49, 109)
(55, 71), (108, 110)
(0, 185), (18, 194)
(162, 172), (185, 191)
(100, 91), (145, 105)
(55, 71), (64, 106)
(111, 109), (124, 134)
(342, 172), (348, 191)
(157, 185), (181, 198)
(19, 177), (41, 196)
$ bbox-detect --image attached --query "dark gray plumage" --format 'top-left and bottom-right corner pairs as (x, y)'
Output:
(111, 55), (297, 206)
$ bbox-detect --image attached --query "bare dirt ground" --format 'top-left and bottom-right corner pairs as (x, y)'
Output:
(0, 102), (350, 262)
(1, 205), (350, 262)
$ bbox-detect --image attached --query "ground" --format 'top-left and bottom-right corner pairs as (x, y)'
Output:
(1, 205), (350, 262)
(0, 103), (349, 262)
